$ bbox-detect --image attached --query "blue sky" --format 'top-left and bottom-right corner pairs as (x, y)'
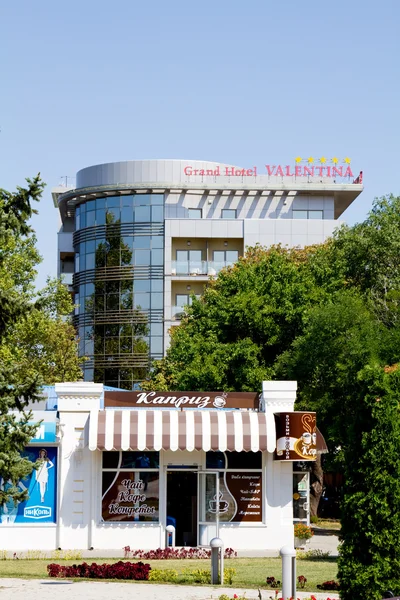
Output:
(1, 0), (399, 289)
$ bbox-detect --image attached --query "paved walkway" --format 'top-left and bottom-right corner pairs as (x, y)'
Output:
(0, 578), (340, 600)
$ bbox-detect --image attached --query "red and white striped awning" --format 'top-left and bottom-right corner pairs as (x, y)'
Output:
(89, 410), (268, 453)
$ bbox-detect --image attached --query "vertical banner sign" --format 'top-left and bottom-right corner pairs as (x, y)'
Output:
(274, 412), (317, 461)
(0, 447), (57, 524)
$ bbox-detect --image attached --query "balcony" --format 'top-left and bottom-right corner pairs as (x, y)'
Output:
(171, 260), (235, 277)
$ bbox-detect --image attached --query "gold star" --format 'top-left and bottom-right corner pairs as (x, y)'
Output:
(332, 157), (339, 164)
(295, 156), (302, 163)
(319, 157), (327, 164)
(307, 156), (314, 164)
(344, 157), (351, 164)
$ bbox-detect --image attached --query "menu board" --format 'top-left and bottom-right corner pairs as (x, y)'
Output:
(206, 473), (262, 523)
(225, 473), (262, 522)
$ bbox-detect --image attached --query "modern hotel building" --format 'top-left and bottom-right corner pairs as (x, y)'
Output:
(53, 159), (363, 389)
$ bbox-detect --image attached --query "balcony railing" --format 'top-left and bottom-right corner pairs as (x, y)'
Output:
(62, 272), (74, 285)
(171, 260), (235, 276)
(172, 305), (187, 320)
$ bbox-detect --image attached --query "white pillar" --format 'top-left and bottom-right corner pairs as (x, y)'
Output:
(261, 381), (297, 549)
(55, 382), (103, 550)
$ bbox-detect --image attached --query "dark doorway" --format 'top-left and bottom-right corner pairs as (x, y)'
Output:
(167, 471), (198, 546)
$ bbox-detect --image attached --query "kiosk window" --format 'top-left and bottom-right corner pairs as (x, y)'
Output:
(205, 451), (263, 523)
(102, 451), (159, 522)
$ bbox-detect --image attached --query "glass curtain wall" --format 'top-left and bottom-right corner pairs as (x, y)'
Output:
(73, 194), (164, 389)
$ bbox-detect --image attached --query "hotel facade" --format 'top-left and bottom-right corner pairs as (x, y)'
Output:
(53, 159), (363, 389)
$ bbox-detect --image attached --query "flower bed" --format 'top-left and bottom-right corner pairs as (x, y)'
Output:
(123, 546), (237, 559)
(47, 560), (151, 580)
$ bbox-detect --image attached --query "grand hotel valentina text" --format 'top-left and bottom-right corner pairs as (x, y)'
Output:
(183, 156), (355, 179)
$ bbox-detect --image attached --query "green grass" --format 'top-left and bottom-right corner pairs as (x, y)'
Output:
(0, 557), (337, 592)
(314, 518), (341, 531)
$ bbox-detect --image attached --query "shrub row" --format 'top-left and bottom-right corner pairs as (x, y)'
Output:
(47, 561), (151, 580)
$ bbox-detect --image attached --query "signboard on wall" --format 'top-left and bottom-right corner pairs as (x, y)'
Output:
(0, 447), (57, 524)
(104, 390), (259, 410)
(274, 412), (317, 461)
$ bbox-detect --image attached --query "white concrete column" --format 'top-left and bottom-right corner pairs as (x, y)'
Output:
(261, 381), (297, 547)
(55, 383), (103, 550)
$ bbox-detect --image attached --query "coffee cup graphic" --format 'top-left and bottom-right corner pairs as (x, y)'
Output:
(302, 432), (312, 445)
(209, 492), (229, 514)
(213, 395), (226, 408)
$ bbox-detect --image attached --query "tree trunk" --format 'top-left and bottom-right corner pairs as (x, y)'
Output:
(309, 454), (324, 517)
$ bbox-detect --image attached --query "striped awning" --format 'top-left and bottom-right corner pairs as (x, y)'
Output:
(89, 410), (268, 453)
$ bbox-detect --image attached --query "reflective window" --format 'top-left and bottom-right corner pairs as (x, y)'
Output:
(221, 209), (236, 219)
(151, 337), (163, 354)
(151, 206), (164, 222)
(188, 208), (202, 219)
(107, 197), (120, 208)
(135, 206), (151, 222)
(135, 250), (150, 265)
(151, 249), (163, 265)
(308, 210), (324, 219)
(86, 211), (95, 227)
(152, 236), (164, 248)
(135, 280), (151, 292)
(292, 210), (308, 219)
(150, 323), (163, 336)
(151, 280), (163, 292)
(133, 236), (151, 249)
(151, 293), (163, 309)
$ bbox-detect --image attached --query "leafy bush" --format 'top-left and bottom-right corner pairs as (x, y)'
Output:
(148, 568), (179, 582)
(51, 549), (83, 561)
(310, 515), (319, 524)
(317, 579), (340, 590)
(294, 523), (314, 540)
(123, 546), (237, 560)
(224, 567), (236, 585)
(297, 548), (331, 560)
(181, 567), (211, 584)
(47, 561), (151, 580)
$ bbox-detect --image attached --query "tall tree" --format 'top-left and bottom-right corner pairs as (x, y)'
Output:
(0, 176), (82, 508)
(337, 365), (400, 600)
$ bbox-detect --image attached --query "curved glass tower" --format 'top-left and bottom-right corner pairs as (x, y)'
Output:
(73, 194), (164, 388)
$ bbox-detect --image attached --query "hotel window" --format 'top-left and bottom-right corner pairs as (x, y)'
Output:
(292, 210), (324, 219)
(102, 451), (160, 523)
(221, 209), (237, 219)
(188, 208), (202, 219)
(213, 250), (239, 269)
(176, 293), (201, 308)
(175, 249), (203, 275)
(205, 451), (263, 523)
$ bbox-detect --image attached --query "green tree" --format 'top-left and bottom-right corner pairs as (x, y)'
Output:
(0, 176), (82, 508)
(337, 365), (400, 600)
(145, 244), (336, 391)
